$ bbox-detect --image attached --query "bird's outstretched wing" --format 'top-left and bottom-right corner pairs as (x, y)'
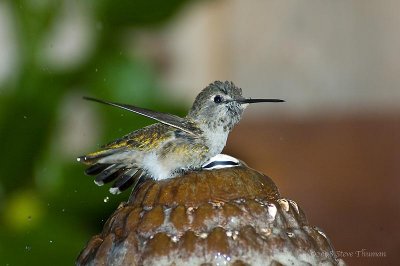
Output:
(83, 97), (202, 136)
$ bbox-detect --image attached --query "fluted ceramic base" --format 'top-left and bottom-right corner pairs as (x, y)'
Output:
(77, 167), (345, 266)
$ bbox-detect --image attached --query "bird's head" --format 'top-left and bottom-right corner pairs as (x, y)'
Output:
(188, 81), (284, 131)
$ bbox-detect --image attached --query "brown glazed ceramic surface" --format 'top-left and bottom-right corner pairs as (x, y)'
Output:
(77, 167), (345, 265)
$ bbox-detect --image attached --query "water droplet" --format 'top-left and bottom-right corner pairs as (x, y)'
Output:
(61, 208), (65, 212)
(287, 232), (294, 238)
(170, 235), (179, 243)
(103, 196), (109, 203)
(314, 226), (328, 239)
(186, 207), (195, 214)
(210, 201), (224, 209)
(267, 203), (277, 221)
(234, 198), (246, 204)
(143, 205), (152, 211)
(288, 199), (299, 214)
(23, 115), (27, 119)
(95, 68), (98, 72)
(260, 227), (271, 237)
(255, 198), (265, 206)
(27, 216), (32, 221)
(199, 232), (208, 239)
(229, 216), (239, 225)
(49, 240), (53, 244)
(25, 245), (31, 251)
(277, 199), (289, 212)
(74, 189), (78, 193)
(213, 252), (232, 264)
(232, 231), (239, 240)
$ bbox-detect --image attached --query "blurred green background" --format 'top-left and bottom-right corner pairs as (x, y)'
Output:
(0, 0), (193, 265)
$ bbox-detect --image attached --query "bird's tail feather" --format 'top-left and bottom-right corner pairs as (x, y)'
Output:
(82, 162), (145, 194)
(84, 163), (108, 175)
(78, 147), (145, 194)
(77, 148), (120, 165)
(93, 164), (124, 186)
(109, 169), (145, 194)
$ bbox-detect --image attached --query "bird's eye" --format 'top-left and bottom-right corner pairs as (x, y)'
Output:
(213, 95), (223, 103)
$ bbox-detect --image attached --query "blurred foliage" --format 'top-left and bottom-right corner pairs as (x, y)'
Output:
(0, 0), (193, 265)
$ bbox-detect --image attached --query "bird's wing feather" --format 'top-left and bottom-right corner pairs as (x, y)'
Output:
(102, 123), (175, 150)
(77, 123), (180, 164)
(83, 97), (202, 136)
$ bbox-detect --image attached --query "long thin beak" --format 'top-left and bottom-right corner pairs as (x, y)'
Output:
(236, 98), (285, 104)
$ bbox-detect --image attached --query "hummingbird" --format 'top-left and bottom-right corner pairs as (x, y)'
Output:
(77, 81), (284, 194)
